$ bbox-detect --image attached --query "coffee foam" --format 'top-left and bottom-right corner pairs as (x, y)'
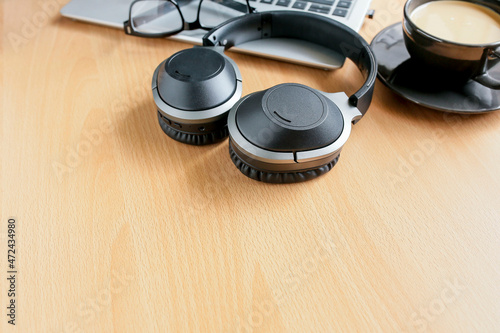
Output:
(411, 1), (500, 44)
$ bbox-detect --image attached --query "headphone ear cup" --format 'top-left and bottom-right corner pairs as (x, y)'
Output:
(158, 112), (229, 145)
(153, 47), (242, 145)
(229, 140), (339, 183)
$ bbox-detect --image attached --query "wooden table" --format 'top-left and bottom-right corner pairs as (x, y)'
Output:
(2, 0), (499, 331)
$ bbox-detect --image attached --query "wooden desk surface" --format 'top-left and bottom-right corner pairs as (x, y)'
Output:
(1, 0), (499, 331)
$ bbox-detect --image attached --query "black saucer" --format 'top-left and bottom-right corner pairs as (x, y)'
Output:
(371, 23), (500, 113)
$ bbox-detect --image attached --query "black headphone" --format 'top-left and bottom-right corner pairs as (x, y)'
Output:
(152, 11), (377, 183)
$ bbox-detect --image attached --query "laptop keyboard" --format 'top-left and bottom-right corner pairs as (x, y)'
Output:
(250, 0), (354, 17)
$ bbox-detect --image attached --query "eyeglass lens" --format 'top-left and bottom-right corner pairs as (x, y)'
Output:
(198, 0), (250, 28)
(131, 0), (183, 34)
(130, 0), (250, 35)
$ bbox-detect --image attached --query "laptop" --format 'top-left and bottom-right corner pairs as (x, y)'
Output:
(60, 0), (373, 69)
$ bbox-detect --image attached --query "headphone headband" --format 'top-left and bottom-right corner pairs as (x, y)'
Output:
(202, 11), (377, 116)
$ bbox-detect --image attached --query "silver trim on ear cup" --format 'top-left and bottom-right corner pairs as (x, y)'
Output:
(152, 58), (243, 125)
(228, 94), (296, 165)
(227, 92), (362, 170)
(295, 92), (362, 163)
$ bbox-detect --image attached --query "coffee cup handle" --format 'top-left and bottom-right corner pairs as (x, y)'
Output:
(473, 47), (500, 90)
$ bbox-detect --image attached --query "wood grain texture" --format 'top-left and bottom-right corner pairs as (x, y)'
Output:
(1, 0), (499, 332)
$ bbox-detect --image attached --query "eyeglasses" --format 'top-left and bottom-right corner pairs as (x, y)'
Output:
(124, 0), (254, 38)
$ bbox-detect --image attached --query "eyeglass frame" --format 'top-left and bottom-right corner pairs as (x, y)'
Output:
(124, 0), (254, 38)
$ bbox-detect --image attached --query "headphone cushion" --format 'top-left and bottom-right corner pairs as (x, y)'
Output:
(158, 113), (228, 145)
(229, 141), (339, 183)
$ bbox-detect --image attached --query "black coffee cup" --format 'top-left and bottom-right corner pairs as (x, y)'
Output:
(403, 0), (500, 89)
